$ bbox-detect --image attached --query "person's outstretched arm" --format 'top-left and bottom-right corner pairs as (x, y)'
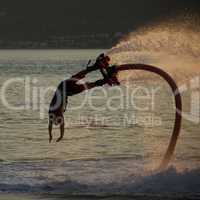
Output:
(48, 121), (53, 143)
(56, 121), (65, 142)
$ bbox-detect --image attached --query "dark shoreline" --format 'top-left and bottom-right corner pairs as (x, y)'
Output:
(0, 47), (111, 50)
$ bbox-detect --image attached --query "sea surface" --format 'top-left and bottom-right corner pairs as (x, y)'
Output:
(0, 49), (199, 200)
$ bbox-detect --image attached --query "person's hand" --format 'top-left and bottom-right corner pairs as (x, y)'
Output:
(49, 135), (53, 143)
(56, 136), (63, 142)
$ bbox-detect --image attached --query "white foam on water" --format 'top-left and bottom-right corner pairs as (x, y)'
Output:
(0, 159), (200, 195)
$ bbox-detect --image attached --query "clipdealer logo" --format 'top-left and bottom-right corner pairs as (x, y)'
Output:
(0, 76), (200, 124)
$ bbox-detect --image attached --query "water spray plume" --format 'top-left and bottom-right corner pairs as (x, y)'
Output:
(105, 15), (200, 170)
(108, 15), (200, 82)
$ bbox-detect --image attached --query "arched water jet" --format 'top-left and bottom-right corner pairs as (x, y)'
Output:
(116, 64), (182, 170)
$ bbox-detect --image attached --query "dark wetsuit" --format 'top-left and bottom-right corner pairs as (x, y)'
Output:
(49, 69), (106, 124)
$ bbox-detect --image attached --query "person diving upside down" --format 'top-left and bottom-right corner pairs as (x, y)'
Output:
(48, 54), (120, 143)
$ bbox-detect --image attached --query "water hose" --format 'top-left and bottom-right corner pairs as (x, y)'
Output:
(116, 64), (182, 170)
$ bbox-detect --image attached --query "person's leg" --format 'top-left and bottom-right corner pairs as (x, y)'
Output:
(83, 79), (107, 90)
(86, 65), (99, 72)
(71, 64), (100, 81)
(70, 79), (106, 95)
(71, 70), (88, 80)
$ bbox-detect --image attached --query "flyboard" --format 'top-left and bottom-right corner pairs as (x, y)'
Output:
(99, 64), (182, 170)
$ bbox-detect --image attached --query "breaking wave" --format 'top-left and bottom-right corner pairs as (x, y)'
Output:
(0, 167), (200, 196)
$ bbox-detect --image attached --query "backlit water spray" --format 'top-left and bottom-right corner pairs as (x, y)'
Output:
(108, 15), (200, 81)
(107, 15), (200, 170)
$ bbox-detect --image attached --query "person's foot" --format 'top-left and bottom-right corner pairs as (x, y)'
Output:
(86, 65), (99, 72)
(95, 79), (107, 86)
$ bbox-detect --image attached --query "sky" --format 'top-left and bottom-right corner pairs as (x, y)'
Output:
(0, 0), (199, 41)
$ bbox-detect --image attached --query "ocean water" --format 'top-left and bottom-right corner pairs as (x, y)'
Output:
(0, 49), (199, 200)
(1, 14), (200, 198)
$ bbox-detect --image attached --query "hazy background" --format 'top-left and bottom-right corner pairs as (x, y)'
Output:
(0, 0), (199, 48)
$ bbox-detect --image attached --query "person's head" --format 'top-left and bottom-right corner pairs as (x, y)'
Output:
(48, 112), (65, 143)
(49, 112), (64, 126)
